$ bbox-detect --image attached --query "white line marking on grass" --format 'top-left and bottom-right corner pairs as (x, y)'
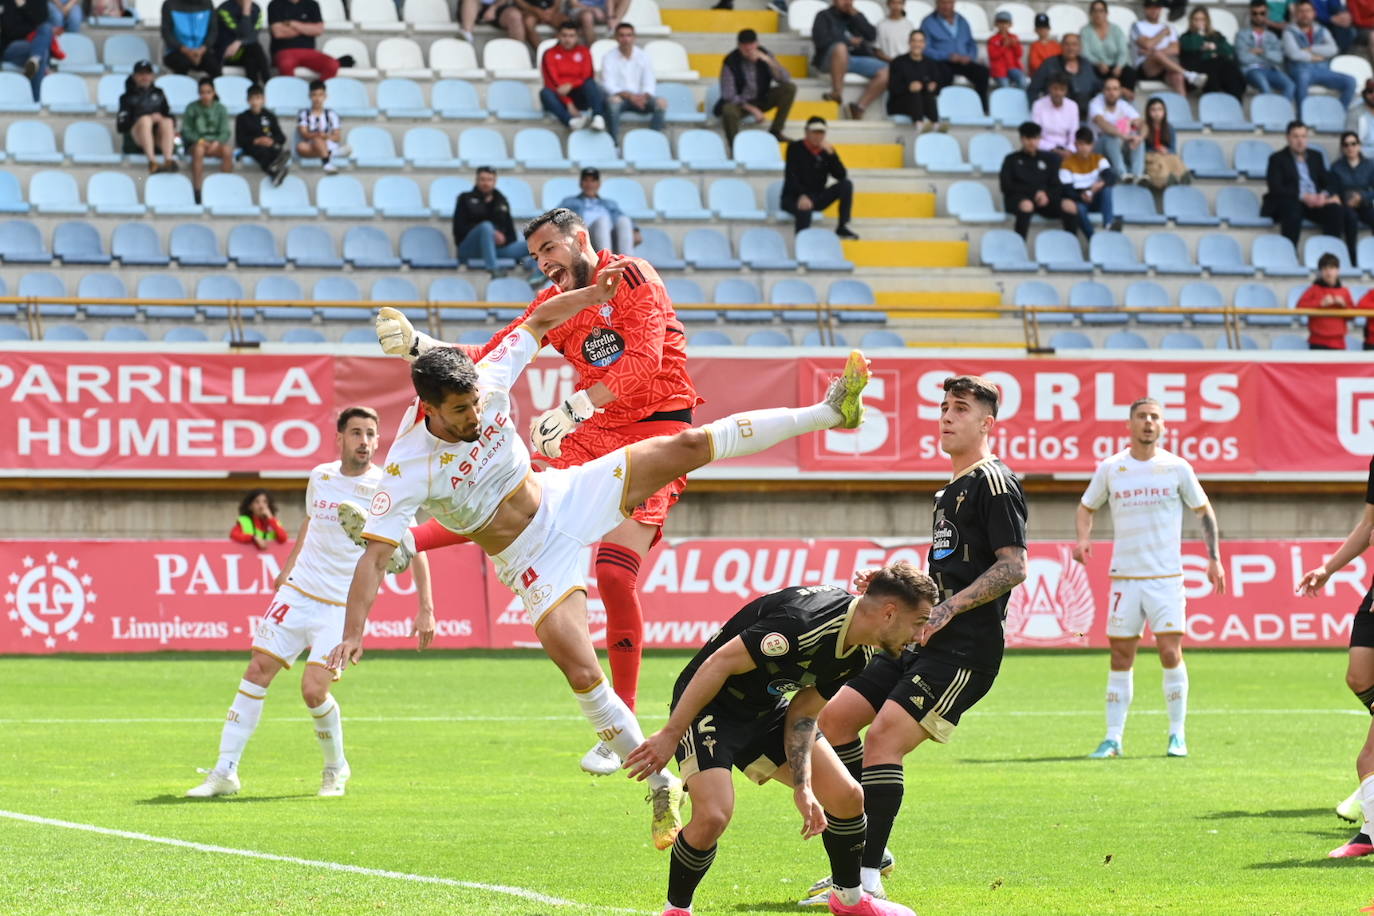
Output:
(0, 810), (651, 914)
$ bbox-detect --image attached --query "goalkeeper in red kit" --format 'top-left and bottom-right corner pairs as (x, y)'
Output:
(368, 207), (700, 776)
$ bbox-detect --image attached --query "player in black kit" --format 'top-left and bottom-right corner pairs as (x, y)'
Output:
(624, 563), (938, 916)
(1297, 455), (1374, 857)
(802, 375), (1028, 905)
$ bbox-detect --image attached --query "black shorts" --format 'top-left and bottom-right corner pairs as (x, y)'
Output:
(845, 651), (996, 744)
(1352, 590), (1374, 648)
(675, 702), (791, 786)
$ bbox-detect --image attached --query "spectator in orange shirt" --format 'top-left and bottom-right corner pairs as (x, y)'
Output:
(1301, 252), (1354, 349)
(988, 10), (1026, 88)
(1028, 12), (1060, 75)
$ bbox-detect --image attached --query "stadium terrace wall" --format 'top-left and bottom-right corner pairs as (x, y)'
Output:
(0, 538), (1362, 654)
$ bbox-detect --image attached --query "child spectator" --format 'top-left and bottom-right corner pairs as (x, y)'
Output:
(1302, 252), (1354, 349)
(230, 489), (289, 549)
(296, 78), (349, 172)
(1058, 125), (1120, 238)
(235, 82), (290, 185)
(988, 10), (1026, 88)
(183, 76), (234, 202)
(1028, 11), (1060, 75)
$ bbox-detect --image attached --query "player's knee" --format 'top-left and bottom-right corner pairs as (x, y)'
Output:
(301, 682), (330, 707)
(243, 655), (277, 686)
(1349, 676), (1374, 710)
(674, 427), (713, 465)
(824, 777), (864, 818)
(687, 802), (732, 841)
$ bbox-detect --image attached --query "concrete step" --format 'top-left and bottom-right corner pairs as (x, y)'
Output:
(661, 9), (780, 33)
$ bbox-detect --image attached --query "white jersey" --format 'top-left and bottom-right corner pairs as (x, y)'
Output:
(284, 460), (383, 605)
(363, 324), (538, 546)
(1081, 448), (1208, 579)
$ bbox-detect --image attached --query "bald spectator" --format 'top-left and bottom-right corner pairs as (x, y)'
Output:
(812, 0), (889, 120)
(716, 27), (796, 144)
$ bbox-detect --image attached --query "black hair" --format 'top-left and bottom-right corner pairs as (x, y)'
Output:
(558, 20), (577, 30)
(1018, 120), (1041, 138)
(309, 79), (326, 93)
(943, 375), (1001, 417)
(197, 77), (217, 99)
(238, 488), (278, 518)
(337, 406), (379, 432)
(1074, 126), (1094, 144)
(247, 83), (264, 97)
(737, 27), (758, 43)
(1317, 252), (1342, 270)
(411, 348), (479, 407)
(475, 165), (496, 176)
(1047, 73), (1071, 90)
(1286, 119), (1307, 135)
(523, 207), (585, 240)
(615, 20), (634, 31)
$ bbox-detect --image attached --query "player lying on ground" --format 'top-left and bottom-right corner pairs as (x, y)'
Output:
(326, 246), (870, 851)
(186, 407), (434, 799)
(624, 564), (937, 916)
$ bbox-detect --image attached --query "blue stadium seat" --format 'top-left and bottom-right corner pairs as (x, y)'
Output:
(514, 127), (571, 169)
(1237, 282), (1291, 325)
(1014, 280), (1071, 324)
(339, 327), (375, 343)
(916, 132), (972, 173)
(400, 226), (459, 269)
(496, 176), (538, 220)
(1153, 91), (1201, 130)
(96, 74), (124, 114)
(0, 73), (39, 112)
(1181, 139), (1237, 179)
(138, 275), (194, 318)
(196, 276), (247, 320)
(486, 277), (535, 321)
(453, 329), (492, 345)
(678, 129), (735, 170)
(1125, 280), (1181, 325)
(1163, 186), (1219, 226)
(1070, 279), (1125, 324)
(282, 328), (327, 343)
(1223, 333), (1263, 350)
(988, 86), (1029, 127)
(202, 174), (261, 217)
(860, 329), (903, 347)
(1144, 232), (1201, 275)
(733, 130), (785, 172)
(78, 272), (133, 317)
(1198, 234), (1252, 276)
(707, 178), (766, 220)
(1215, 186), (1272, 227)
(315, 277), (365, 321)
(30, 170), (87, 214)
(1252, 235), (1309, 277)
(684, 228), (741, 270)
(1181, 280), (1225, 325)
(653, 178), (711, 219)
(260, 175), (318, 217)
(947, 180), (1006, 223)
(457, 127), (516, 169)
(1103, 329), (1149, 349)
(371, 277), (426, 321)
(266, 75), (309, 114)
(690, 330), (732, 346)
(635, 227), (686, 270)
(423, 176), (464, 218)
(163, 326), (209, 342)
(104, 33), (152, 71)
(41, 73), (97, 114)
(487, 79), (542, 119)
(623, 129), (680, 171)
(431, 79), (487, 119)
(254, 276), (307, 320)
(20, 272), (72, 316)
(829, 278), (885, 324)
(664, 277), (705, 303)
(658, 83), (706, 124)
(1249, 92), (1294, 132)
(1089, 232), (1146, 273)
(1198, 91), (1252, 130)
(769, 278), (818, 321)
(540, 176), (580, 211)
(7, 120), (62, 163)
(215, 75), (253, 114)
(430, 276), (486, 322)
(795, 228), (854, 271)
(601, 176), (656, 220)
(155, 75), (198, 112)
(228, 224), (285, 267)
(169, 223), (228, 266)
(0, 221), (52, 262)
(379, 78), (433, 118)
(938, 85), (992, 126)
(113, 223), (169, 266)
(46, 324), (90, 341)
(745, 329), (791, 346)
(54, 221), (111, 265)
(1302, 94), (1346, 133)
(286, 225), (343, 267)
(1035, 230), (1090, 272)
(145, 173), (203, 215)
(345, 226), (402, 268)
(800, 329), (847, 347)
(1359, 237), (1374, 273)
(403, 127), (462, 168)
(980, 229), (1037, 271)
(568, 129), (627, 170)
(1049, 330), (1093, 348)
(223, 328), (267, 343)
(1304, 235), (1360, 276)
(715, 277), (767, 322)
(346, 126), (404, 168)
(1160, 331), (1204, 349)
(0, 173), (28, 214)
(375, 175), (431, 218)
(104, 326), (151, 341)
(1234, 139), (1275, 179)
(318, 175), (376, 218)
(65, 122), (122, 165)
(1113, 184), (1166, 225)
(969, 132), (1014, 173)
(1270, 333), (1310, 350)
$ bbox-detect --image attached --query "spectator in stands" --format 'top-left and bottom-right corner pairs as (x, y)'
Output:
(887, 27), (942, 130)
(235, 82), (290, 185)
(183, 77), (234, 202)
(1031, 74), (1079, 159)
(1140, 95), (1188, 187)
(540, 20), (611, 132)
(1180, 7), (1246, 98)
(716, 28), (796, 145)
(92, 0), (131, 21)
(1264, 119), (1359, 260)
(1028, 32), (1101, 110)
(457, 0), (525, 46)
(47, 0), (80, 33)
(512, 0), (564, 52)
(714, 0), (787, 14)
(1333, 130), (1374, 231)
(569, 0), (627, 47)
(0, 0), (54, 101)
(1356, 79), (1374, 154)
(117, 60), (177, 174)
(781, 116), (857, 238)
(215, 0), (270, 88)
(1131, 0), (1199, 96)
(602, 23), (666, 136)
(296, 79), (349, 172)
(921, 0), (989, 105)
(1081, 1), (1137, 97)
(988, 11), (1026, 89)
(231, 489), (289, 550)
(1089, 75), (1144, 181)
(1236, 0), (1297, 100)
(1357, 285), (1374, 349)
(559, 167), (638, 252)
(453, 166), (528, 274)
(1060, 125), (1120, 238)
(163, 0), (222, 77)
(268, 0), (353, 80)
(1027, 12), (1060, 76)
(1300, 252), (1354, 348)
(1000, 120), (1078, 238)
(1285, 0), (1356, 108)
(813, 0), (889, 120)
(875, 0), (911, 63)
(1309, 0), (1359, 52)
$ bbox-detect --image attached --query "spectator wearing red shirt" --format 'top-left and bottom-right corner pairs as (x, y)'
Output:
(1301, 252), (1354, 349)
(1355, 284), (1374, 350)
(230, 488), (289, 549)
(539, 21), (611, 132)
(988, 10), (1027, 88)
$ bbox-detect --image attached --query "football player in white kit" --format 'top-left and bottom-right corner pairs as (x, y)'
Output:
(1073, 397), (1225, 759)
(326, 210), (871, 854)
(185, 406), (434, 799)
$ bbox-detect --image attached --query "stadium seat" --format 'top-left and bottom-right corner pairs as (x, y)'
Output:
(20, 271), (72, 316)
(600, 177), (655, 220)
(955, 0), (990, 38)
(796, 229), (855, 271)
(645, 40), (697, 80)
(487, 277), (535, 320)
(7, 120), (62, 164)
(702, 178), (766, 222)
(404, 0), (453, 31)
(0, 324), (31, 340)
(46, 325), (90, 341)
(350, 0), (402, 29)
(458, 127), (516, 170)
(741, 228), (799, 271)
(344, 226), (402, 269)
(657, 83), (705, 124)
(668, 280), (717, 322)
(1333, 52), (1374, 86)
(228, 224), (285, 267)
(800, 329), (847, 347)
(1163, 186), (1219, 226)
(425, 176), (467, 218)
(54, 222), (111, 265)
(1090, 232), (1147, 274)
(432, 79), (486, 119)
(0, 73), (39, 112)
(1304, 235), (1361, 276)
(1154, 91), (1201, 130)
(65, 122), (123, 166)
(683, 228), (742, 270)
(1070, 280), (1125, 324)
(938, 85), (992, 126)
(1181, 139), (1237, 179)
(769, 278), (819, 321)
(215, 75), (253, 114)
(202, 174), (261, 217)
(1198, 234), (1252, 276)
(155, 74), (197, 112)
(1049, 330), (1093, 349)
(454, 329), (494, 345)
(715, 277), (766, 323)
(1181, 280), (1225, 325)
(371, 277), (426, 322)
(260, 175), (318, 218)
(223, 328), (268, 343)
(1234, 139), (1275, 179)
(947, 180), (1006, 223)
(138, 275), (193, 318)
(30, 171), (87, 214)
(78, 272), (133, 317)
(916, 132), (972, 173)
(375, 175), (431, 218)
(1301, 95), (1346, 133)
(788, 0), (825, 35)
(377, 38), (431, 78)
(1103, 329), (1148, 349)
(1249, 93), (1294, 132)
(281, 328), (327, 343)
(988, 86), (1029, 127)
(960, 131), (1008, 175)
(636, 227), (686, 270)
(430, 38), (485, 79)
(569, 129), (627, 170)
(0, 173), (28, 214)
(41, 73), (97, 114)
(496, 176), (538, 219)
(266, 76), (309, 114)
(285, 225), (343, 268)
(54, 35), (102, 74)
(113, 223), (170, 266)
(540, 176), (580, 211)
(315, 277), (364, 322)
(400, 226), (459, 269)
(1237, 283), (1292, 326)
(1218, 332), (1261, 350)
(679, 129), (736, 171)
(1252, 235), (1310, 277)
(653, 178), (711, 219)
(828, 278), (885, 323)
(1113, 184), (1166, 225)
(346, 126), (405, 168)
(145, 173), (202, 215)
(733, 130), (785, 172)
(1125, 280), (1179, 325)
(327, 77), (379, 118)
(745, 329), (791, 347)
(431, 280), (487, 324)
(255, 276), (307, 320)
(1144, 232), (1201, 275)
(980, 229), (1036, 271)
(623, 129), (680, 171)
(1358, 237), (1374, 273)
(1035, 230), (1090, 272)
(477, 81), (534, 122)
(860, 329), (904, 347)
(0, 220), (52, 262)
(1215, 187), (1272, 228)
(1160, 331), (1204, 349)
(104, 33), (152, 71)
(1014, 280), (1071, 324)
(1270, 333), (1310, 350)
(484, 38), (538, 79)
(317, 175), (376, 218)
(512, 127), (570, 170)
(690, 330), (732, 346)
(197, 275), (246, 320)
(1198, 92), (1252, 131)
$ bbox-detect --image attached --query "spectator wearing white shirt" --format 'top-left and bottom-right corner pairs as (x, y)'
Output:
(1088, 76), (1143, 180)
(1129, 0), (1199, 96)
(602, 22), (667, 135)
(874, 0), (911, 61)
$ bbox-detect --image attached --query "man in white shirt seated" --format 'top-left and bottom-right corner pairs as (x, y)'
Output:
(602, 22), (667, 136)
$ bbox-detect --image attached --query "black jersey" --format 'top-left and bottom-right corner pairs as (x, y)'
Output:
(924, 455), (1028, 675)
(672, 585), (876, 721)
(1365, 456), (1373, 505)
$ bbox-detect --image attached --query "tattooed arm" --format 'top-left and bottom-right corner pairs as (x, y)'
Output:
(1196, 504), (1226, 595)
(784, 686), (828, 839)
(920, 545), (1027, 644)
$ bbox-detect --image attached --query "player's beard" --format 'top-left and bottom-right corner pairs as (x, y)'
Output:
(568, 254), (593, 291)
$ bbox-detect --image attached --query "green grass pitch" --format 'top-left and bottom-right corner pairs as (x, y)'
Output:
(1, 649), (1372, 915)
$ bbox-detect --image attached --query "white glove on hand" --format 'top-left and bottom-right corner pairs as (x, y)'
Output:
(375, 307), (441, 363)
(529, 390), (597, 459)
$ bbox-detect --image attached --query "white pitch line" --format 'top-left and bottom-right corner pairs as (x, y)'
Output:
(0, 810), (650, 915)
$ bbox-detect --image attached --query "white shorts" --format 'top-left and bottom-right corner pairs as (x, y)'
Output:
(491, 447), (633, 628)
(251, 585), (345, 669)
(1105, 577), (1186, 639)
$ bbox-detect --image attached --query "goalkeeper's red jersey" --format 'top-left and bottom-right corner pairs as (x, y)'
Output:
(465, 250), (701, 430)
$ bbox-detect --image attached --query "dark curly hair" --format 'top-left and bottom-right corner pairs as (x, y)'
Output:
(238, 488), (278, 519)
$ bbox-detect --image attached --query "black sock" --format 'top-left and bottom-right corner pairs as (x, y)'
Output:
(860, 764), (904, 870)
(1355, 832), (1371, 844)
(822, 811), (867, 891)
(667, 834), (717, 909)
(831, 738), (864, 783)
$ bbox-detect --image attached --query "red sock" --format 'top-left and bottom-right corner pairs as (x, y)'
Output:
(597, 544), (644, 712)
(410, 517), (470, 552)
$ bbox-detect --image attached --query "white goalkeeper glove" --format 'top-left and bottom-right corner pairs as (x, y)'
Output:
(529, 390), (597, 459)
(375, 307), (441, 363)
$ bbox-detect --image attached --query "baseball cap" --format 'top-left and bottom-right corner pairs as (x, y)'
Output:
(1034, 12), (1049, 28)
(132, 59), (154, 73)
(994, 10), (1012, 23)
(805, 116), (827, 132)
(579, 167), (600, 180)
(1143, 0), (1166, 7)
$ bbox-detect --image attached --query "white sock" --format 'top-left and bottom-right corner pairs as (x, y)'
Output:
(703, 404), (839, 462)
(858, 864), (883, 894)
(834, 884), (863, 905)
(1163, 663), (1188, 738)
(216, 679), (266, 772)
(1359, 773), (1374, 836)
(1105, 669), (1132, 743)
(310, 697), (345, 767)
(573, 678), (671, 790)
(326, 139), (340, 156)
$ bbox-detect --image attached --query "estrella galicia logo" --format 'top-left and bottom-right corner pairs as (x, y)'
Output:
(931, 517), (959, 561)
(767, 678), (803, 696)
(581, 326), (625, 367)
